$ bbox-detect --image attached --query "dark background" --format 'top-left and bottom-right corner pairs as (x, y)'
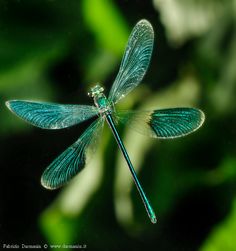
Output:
(0, 0), (236, 250)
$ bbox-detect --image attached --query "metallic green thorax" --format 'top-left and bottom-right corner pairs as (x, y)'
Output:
(88, 84), (112, 115)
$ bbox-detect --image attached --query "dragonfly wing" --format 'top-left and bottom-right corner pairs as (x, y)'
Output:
(41, 118), (104, 189)
(6, 100), (99, 129)
(108, 19), (154, 104)
(115, 108), (205, 138)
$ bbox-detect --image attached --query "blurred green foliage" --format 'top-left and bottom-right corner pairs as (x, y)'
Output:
(200, 197), (236, 251)
(0, 0), (236, 251)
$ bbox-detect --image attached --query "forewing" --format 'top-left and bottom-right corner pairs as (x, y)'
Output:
(108, 19), (154, 104)
(6, 100), (98, 129)
(41, 118), (104, 189)
(115, 108), (205, 138)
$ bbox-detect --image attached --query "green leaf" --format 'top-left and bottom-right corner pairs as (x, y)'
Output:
(200, 199), (236, 251)
(82, 0), (129, 56)
(81, 0), (129, 83)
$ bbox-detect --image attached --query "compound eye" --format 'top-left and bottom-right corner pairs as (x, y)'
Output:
(88, 91), (93, 97)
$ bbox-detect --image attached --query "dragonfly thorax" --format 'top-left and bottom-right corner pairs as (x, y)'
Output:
(88, 84), (112, 114)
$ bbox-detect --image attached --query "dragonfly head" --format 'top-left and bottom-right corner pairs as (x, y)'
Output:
(88, 84), (104, 98)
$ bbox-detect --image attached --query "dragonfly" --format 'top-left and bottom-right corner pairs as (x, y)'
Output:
(6, 19), (205, 224)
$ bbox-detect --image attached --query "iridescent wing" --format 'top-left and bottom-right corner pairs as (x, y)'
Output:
(115, 108), (205, 138)
(41, 118), (104, 189)
(108, 19), (154, 104)
(6, 100), (99, 129)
